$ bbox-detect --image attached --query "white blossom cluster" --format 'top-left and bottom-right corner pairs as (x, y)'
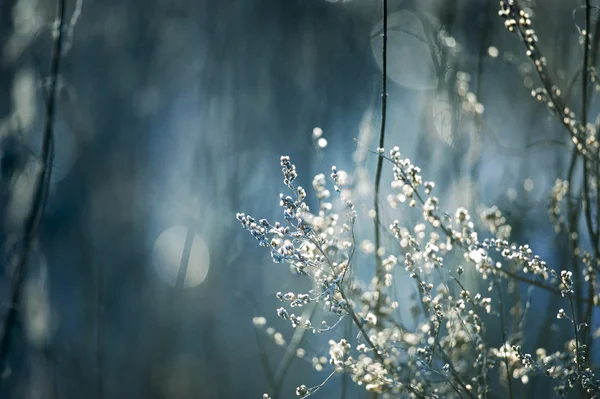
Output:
(237, 2), (600, 398)
(238, 147), (600, 398)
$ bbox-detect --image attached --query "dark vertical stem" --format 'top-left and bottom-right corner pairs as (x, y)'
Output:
(494, 281), (514, 399)
(581, 0), (597, 372)
(593, 0), (600, 366)
(567, 293), (587, 398)
(470, 1), (492, 208)
(580, 0), (594, 248)
(0, 0), (64, 381)
(176, 227), (195, 289)
(569, 153), (585, 328)
(372, 2), (387, 395)
(373, 0), (388, 321)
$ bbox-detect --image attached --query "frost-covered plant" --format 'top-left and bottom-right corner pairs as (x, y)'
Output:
(238, 1), (600, 398)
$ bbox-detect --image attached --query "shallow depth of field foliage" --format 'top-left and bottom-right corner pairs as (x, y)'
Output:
(5, 0), (600, 398)
(238, 1), (600, 398)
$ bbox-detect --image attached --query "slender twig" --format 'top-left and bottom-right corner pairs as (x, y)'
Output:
(0, 0), (64, 378)
(453, 277), (492, 398)
(565, 146), (584, 323)
(508, 0), (598, 165)
(253, 326), (277, 394)
(373, 0), (388, 319)
(434, 341), (473, 399)
(494, 280), (514, 399)
(581, 0), (598, 374)
(272, 304), (317, 399)
(299, 370), (338, 399)
(581, 0), (597, 254)
(495, 266), (593, 305)
(567, 290), (587, 399)
(589, 0), (600, 369)
(360, 144), (600, 307)
(310, 238), (427, 398)
(176, 226), (195, 288)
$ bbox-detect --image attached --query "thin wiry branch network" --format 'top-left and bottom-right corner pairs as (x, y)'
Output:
(239, 1), (600, 398)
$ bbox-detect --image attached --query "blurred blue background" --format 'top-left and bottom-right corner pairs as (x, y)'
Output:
(0, 0), (595, 397)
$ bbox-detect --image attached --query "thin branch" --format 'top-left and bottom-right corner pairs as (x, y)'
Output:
(581, 0), (597, 255)
(254, 326), (278, 394)
(310, 237), (427, 398)
(507, 0), (598, 166)
(363, 145), (600, 308)
(494, 280), (514, 399)
(581, 0), (597, 372)
(272, 304), (317, 399)
(567, 290), (587, 399)
(373, 0), (388, 318)
(0, 0), (65, 377)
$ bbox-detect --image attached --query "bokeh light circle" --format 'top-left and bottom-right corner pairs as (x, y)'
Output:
(151, 225), (210, 288)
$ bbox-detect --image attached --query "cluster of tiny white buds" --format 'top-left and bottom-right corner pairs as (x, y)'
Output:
(328, 338), (351, 368)
(422, 196), (440, 226)
(326, 298), (346, 316)
(557, 308), (568, 320)
(531, 87), (548, 103)
(590, 68), (600, 91)
(499, 2), (548, 75)
(424, 181), (435, 195)
(239, 142), (600, 398)
(481, 240), (552, 279)
(296, 385), (309, 397)
(388, 147), (423, 208)
(297, 186), (306, 201)
(500, 4), (597, 161)
(512, 345), (535, 369)
(549, 179), (569, 231)
(455, 207), (470, 223)
(277, 307), (289, 320)
(382, 254), (398, 268)
(331, 165), (342, 193)
(276, 291), (311, 307)
(499, 2), (532, 32)
(563, 107), (581, 136)
(289, 313), (311, 329)
(281, 155), (297, 187)
(560, 270), (574, 297)
(365, 312), (378, 325)
(279, 191), (309, 227)
(236, 213), (272, 248)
